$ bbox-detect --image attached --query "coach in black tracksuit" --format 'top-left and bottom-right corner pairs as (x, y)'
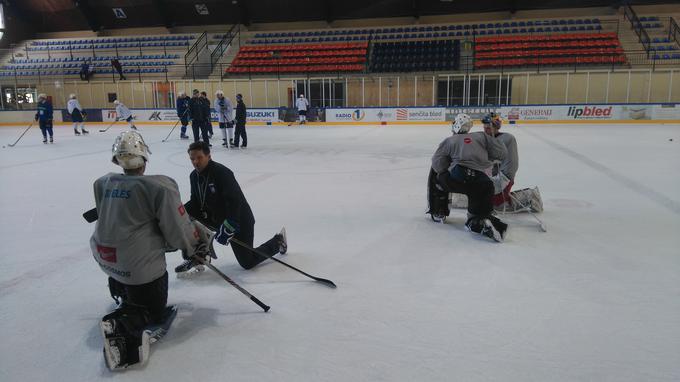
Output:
(188, 89), (210, 146)
(184, 141), (284, 270)
(234, 93), (247, 148)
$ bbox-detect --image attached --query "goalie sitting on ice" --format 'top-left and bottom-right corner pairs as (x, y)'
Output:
(449, 113), (543, 214)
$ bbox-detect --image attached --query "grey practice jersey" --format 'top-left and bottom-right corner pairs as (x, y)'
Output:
(90, 173), (199, 285)
(496, 132), (518, 180)
(431, 132), (507, 175)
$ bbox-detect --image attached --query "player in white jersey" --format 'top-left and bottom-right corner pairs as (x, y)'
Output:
(295, 94), (310, 124)
(214, 90), (235, 148)
(113, 100), (137, 130)
(67, 94), (89, 135)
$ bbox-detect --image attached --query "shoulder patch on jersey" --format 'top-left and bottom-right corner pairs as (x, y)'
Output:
(464, 137), (472, 144)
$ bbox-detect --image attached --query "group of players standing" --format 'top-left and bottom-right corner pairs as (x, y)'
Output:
(175, 89), (248, 148)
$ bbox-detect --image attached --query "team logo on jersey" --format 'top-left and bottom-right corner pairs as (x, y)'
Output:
(464, 137), (472, 144)
(178, 204), (186, 216)
(97, 245), (117, 263)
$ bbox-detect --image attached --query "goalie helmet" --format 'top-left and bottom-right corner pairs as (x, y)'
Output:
(69, 94), (77, 99)
(215, 90), (224, 97)
(113, 99), (120, 105)
(451, 113), (473, 134)
(112, 131), (151, 170)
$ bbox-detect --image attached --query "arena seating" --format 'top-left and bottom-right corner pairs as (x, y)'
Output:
(247, 18), (603, 44)
(27, 35), (194, 51)
(474, 32), (627, 69)
(370, 40), (460, 72)
(1, 34), (195, 78)
(226, 42), (367, 74)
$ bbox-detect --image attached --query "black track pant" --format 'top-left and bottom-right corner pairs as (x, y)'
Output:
(230, 221), (280, 270)
(234, 121), (247, 147)
(108, 272), (168, 324)
(192, 119), (210, 145)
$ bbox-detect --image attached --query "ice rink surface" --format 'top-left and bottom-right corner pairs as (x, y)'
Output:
(0, 121), (679, 381)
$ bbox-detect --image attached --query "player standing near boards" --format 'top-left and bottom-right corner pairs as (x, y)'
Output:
(233, 94), (247, 148)
(214, 90), (235, 148)
(295, 94), (310, 124)
(200, 91), (214, 138)
(176, 92), (190, 139)
(67, 94), (89, 135)
(35, 93), (54, 144)
(188, 89), (210, 146)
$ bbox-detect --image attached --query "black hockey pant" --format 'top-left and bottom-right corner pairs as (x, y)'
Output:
(108, 272), (168, 324)
(436, 167), (494, 217)
(39, 120), (53, 138)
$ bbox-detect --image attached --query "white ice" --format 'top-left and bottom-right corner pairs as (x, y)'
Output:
(0, 122), (679, 381)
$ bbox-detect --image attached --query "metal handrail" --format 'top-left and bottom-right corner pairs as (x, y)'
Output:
(669, 17), (680, 46)
(623, 3), (651, 55)
(210, 25), (239, 69)
(184, 31), (207, 69)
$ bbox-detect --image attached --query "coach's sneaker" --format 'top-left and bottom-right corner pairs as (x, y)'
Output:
(277, 227), (287, 255)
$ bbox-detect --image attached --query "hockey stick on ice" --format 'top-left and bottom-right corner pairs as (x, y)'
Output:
(82, 207), (336, 287)
(99, 121), (117, 132)
(7, 122), (34, 147)
(81, 207), (270, 311)
(229, 237), (337, 289)
(192, 255), (270, 312)
(162, 109), (189, 142)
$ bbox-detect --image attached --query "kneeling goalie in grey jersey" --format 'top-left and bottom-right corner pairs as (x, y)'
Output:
(429, 113), (509, 242)
(90, 131), (213, 370)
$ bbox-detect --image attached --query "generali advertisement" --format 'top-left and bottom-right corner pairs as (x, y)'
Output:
(499, 104), (680, 121)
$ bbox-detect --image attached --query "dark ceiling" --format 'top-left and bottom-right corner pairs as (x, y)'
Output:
(2, 0), (673, 34)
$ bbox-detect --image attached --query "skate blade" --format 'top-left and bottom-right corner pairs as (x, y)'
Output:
(176, 265), (205, 279)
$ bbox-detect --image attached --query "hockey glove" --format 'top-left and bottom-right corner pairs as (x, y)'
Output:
(215, 219), (238, 245)
(182, 242), (209, 261)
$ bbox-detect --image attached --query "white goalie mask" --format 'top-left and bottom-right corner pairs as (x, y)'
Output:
(452, 113), (473, 134)
(111, 131), (151, 170)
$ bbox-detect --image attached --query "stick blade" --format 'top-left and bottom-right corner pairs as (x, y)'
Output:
(315, 278), (337, 288)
